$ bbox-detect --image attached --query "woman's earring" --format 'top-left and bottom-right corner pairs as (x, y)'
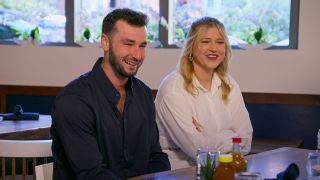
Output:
(188, 54), (193, 62)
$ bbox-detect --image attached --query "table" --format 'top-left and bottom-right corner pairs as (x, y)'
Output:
(0, 115), (51, 140)
(246, 147), (313, 179)
(130, 147), (313, 180)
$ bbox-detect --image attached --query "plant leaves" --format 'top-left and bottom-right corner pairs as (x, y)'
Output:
(83, 27), (91, 41)
(30, 27), (40, 40)
(254, 27), (263, 44)
(200, 152), (216, 180)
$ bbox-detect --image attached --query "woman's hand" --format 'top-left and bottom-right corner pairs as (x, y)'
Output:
(192, 116), (204, 133)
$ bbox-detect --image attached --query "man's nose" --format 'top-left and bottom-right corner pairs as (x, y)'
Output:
(132, 47), (143, 60)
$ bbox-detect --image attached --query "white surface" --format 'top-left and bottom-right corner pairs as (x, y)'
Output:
(0, 139), (52, 157)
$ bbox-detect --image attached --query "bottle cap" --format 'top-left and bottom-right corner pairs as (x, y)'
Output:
(218, 154), (233, 163)
(232, 136), (242, 143)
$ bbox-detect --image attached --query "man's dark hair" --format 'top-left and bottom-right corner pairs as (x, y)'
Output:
(102, 8), (148, 36)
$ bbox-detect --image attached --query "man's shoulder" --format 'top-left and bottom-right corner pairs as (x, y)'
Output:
(57, 71), (92, 99)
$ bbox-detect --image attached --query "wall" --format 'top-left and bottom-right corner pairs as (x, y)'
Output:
(0, 0), (320, 95)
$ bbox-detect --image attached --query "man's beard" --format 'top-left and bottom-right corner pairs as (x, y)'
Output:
(109, 47), (142, 78)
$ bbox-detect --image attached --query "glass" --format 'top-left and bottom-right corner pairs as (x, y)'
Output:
(196, 148), (218, 180)
(307, 152), (320, 179)
(170, 0), (291, 46)
(234, 172), (264, 180)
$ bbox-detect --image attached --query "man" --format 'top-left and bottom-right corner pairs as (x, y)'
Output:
(51, 8), (170, 179)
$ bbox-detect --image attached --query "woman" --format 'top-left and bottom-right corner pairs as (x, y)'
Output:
(155, 17), (253, 169)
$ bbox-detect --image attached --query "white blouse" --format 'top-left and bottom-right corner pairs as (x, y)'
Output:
(155, 70), (253, 169)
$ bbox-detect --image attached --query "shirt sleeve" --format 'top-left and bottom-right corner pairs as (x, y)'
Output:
(156, 92), (236, 160)
(52, 94), (122, 179)
(228, 83), (253, 154)
(146, 90), (171, 173)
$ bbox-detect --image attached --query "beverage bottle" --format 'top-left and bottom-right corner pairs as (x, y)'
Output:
(213, 154), (235, 180)
(196, 148), (202, 180)
(317, 129), (320, 152)
(306, 129), (320, 179)
(232, 137), (247, 173)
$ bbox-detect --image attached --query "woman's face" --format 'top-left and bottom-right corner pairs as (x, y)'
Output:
(192, 26), (226, 74)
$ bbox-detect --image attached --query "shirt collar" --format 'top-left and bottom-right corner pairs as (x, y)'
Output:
(91, 57), (134, 103)
(193, 72), (222, 93)
(126, 77), (134, 96)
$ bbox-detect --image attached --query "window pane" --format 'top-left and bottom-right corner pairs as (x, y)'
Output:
(171, 0), (291, 46)
(0, 0), (66, 43)
(75, 0), (159, 43)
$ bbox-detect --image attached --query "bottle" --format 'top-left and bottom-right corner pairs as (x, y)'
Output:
(213, 154), (235, 180)
(317, 129), (320, 152)
(306, 129), (320, 179)
(196, 148), (202, 180)
(232, 137), (247, 173)
(306, 152), (320, 179)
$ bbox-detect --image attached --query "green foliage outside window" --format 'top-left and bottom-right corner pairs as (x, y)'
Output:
(223, 0), (290, 44)
(0, 0), (65, 43)
(147, 20), (159, 43)
(173, 0), (291, 45)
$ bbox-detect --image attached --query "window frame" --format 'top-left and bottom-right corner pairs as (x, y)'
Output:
(1, 0), (300, 49)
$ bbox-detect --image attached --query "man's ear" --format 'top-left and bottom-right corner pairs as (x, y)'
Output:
(101, 34), (110, 51)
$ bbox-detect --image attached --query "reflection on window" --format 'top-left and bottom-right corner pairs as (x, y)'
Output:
(171, 0), (291, 47)
(75, 0), (159, 43)
(0, 0), (65, 43)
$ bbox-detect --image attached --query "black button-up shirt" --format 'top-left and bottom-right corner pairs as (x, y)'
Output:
(51, 58), (170, 179)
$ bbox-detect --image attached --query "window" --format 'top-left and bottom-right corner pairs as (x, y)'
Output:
(164, 0), (299, 49)
(0, 0), (299, 49)
(74, 0), (159, 43)
(0, 0), (65, 43)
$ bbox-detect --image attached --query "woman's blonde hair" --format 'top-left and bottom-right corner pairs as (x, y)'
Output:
(178, 17), (232, 101)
